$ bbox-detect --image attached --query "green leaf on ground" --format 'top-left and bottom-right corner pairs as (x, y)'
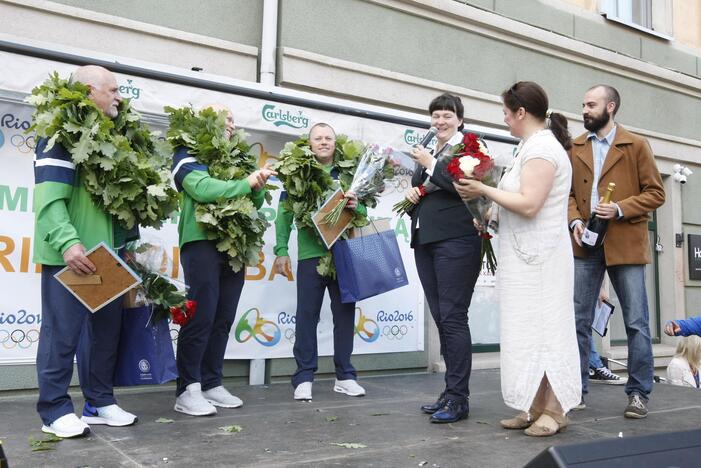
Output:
(155, 417), (174, 424)
(330, 442), (367, 449)
(219, 425), (243, 433)
(29, 434), (62, 452)
(325, 416), (338, 422)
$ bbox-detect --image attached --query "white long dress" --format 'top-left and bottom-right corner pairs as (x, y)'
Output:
(497, 129), (581, 413)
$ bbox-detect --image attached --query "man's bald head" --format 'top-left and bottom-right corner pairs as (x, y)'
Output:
(71, 65), (122, 118)
(202, 103), (235, 139)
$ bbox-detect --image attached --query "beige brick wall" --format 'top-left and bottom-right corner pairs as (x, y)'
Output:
(560, 0), (701, 52)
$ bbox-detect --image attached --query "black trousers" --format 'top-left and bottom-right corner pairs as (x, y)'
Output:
(414, 235), (482, 401)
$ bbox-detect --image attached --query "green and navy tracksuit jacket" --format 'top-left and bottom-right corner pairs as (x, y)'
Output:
(33, 137), (134, 265)
(171, 146), (266, 248)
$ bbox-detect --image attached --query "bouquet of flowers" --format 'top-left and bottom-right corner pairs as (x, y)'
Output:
(391, 141), (453, 217)
(275, 134), (388, 278)
(125, 240), (196, 326)
(320, 144), (392, 225)
(445, 133), (501, 274)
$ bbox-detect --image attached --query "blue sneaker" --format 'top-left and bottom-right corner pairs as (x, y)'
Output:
(82, 402), (137, 427)
(429, 398), (469, 423)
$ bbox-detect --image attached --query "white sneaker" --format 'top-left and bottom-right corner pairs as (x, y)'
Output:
(174, 383), (217, 416)
(42, 413), (90, 438)
(294, 381), (312, 400)
(333, 379), (365, 397)
(202, 386), (243, 408)
(81, 403), (138, 427)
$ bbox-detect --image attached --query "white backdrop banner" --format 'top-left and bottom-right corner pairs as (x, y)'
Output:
(0, 51), (434, 364)
(0, 50), (515, 365)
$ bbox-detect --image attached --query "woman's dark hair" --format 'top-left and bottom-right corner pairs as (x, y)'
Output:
(501, 81), (572, 150)
(428, 93), (465, 132)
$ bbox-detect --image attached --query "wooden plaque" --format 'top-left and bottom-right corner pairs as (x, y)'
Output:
(54, 242), (141, 313)
(312, 188), (354, 249)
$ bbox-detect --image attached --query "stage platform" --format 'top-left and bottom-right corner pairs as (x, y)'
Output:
(1, 369), (700, 467)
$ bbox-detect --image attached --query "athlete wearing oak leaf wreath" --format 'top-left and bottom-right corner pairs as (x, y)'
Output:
(273, 122), (368, 402)
(168, 103), (276, 416)
(30, 65), (176, 438)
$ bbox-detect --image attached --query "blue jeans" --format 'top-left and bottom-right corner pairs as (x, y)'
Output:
(589, 345), (604, 369)
(574, 249), (653, 398)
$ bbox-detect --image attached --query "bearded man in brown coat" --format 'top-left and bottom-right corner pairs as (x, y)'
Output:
(568, 85), (665, 419)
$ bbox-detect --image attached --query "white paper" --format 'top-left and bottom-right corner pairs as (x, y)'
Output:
(592, 300), (615, 336)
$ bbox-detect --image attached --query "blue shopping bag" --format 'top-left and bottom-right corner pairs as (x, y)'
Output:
(332, 228), (409, 303)
(113, 306), (178, 386)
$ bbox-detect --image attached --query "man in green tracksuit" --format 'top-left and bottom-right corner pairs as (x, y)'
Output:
(34, 65), (138, 438)
(171, 104), (275, 416)
(273, 123), (366, 401)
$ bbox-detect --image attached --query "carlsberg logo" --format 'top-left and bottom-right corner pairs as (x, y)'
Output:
(262, 104), (310, 129)
(404, 129), (433, 146)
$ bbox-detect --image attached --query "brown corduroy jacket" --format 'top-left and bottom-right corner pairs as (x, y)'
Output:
(567, 124), (665, 265)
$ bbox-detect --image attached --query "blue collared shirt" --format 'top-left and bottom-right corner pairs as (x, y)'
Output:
(588, 125), (617, 212)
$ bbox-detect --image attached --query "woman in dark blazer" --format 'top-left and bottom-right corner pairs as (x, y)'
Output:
(404, 93), (482, 423)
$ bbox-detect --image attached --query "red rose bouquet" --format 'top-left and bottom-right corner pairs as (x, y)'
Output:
(125, 240), (197, 326)
(445, 133), (501, 274)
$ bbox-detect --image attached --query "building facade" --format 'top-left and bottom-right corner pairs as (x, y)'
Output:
(0, 0), (699, 390)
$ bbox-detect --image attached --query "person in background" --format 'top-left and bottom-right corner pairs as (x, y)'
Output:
(666, 336), (701, 389)
(405, 93), (482, 424)
(588, 274), (626, 386)
(665, 316), (701, 337)
(568, 85), (665, 419)
(455, 81), (580, 436)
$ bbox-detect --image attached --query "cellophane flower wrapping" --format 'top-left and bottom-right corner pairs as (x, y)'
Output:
(125, 239), (192, 325)
(445, 133), (503, 274)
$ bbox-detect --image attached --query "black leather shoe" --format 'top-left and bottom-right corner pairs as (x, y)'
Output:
(420, 392), (446, 414)
(430, 399), (469, 423)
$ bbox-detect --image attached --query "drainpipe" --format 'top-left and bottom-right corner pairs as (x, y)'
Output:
(259, 0), (278, 86)
(249, 0), (278, 386)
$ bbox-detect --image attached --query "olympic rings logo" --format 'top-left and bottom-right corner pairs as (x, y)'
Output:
(354, 308), (380, 343)
(0, 328), (40, 349)
(235, 307), (281, 347)
(10, 134), (36, 154)
(284, 327), (295, 344)
(382, 324), (408, 341)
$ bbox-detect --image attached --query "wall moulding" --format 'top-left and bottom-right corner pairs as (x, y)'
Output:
(280, 47), (701, 166)
(366, 0), (701, 99)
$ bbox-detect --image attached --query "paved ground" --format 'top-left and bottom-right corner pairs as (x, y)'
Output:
(1, 369), (700, 467)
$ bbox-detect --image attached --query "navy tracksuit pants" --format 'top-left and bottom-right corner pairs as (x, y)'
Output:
(36, 265), (123, 426)
(291, 257), (357, 387)
(176, 240), (245, 396)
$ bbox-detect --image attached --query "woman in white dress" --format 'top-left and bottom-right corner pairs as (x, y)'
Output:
(455, 81), (581, 436)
